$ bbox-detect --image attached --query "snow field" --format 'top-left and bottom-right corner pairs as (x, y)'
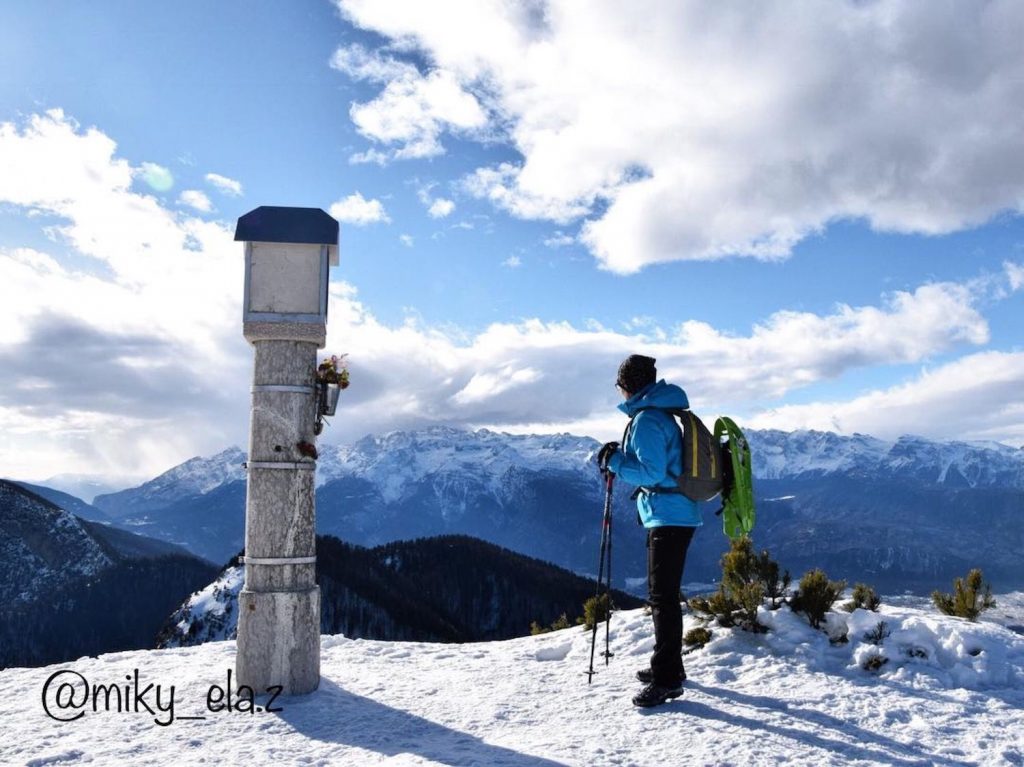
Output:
(1, 601), (1022, 767)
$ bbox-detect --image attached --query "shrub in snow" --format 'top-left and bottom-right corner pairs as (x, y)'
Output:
(582, 594), (610, 631)
(530, 613), (572, 635)
(862, 620), (891, 645)
(932, 568), (997, 622)
(684, 626), (712, 648)
(843, 583), (881, 613)
(861, 653), (889, 672)
(756, 548), (791, 610)
(689, 536), (775, 632)
(790, 569), (846, 630)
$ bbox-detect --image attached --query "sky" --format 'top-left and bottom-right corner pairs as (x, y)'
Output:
(1, 0), (1024, 483)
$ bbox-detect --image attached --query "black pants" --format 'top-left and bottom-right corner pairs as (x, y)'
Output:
(647, 525), (696, 687)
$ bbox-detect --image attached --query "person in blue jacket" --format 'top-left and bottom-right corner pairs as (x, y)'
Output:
(597, 354), (701, 708)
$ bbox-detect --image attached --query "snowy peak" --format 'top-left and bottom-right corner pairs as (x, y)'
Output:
(94, 426), (1024, 523)
(0, 480), (112, 605)
(750, 429), (891, 479)
(315, 427), (599, 502)
(748, 429), (1024, 488)
(93, 446), (246, 518)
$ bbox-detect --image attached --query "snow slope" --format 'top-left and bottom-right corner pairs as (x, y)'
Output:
(4, 599), (1023, 766)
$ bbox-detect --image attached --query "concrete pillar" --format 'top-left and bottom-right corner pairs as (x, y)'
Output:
(233, 207), (339, 696)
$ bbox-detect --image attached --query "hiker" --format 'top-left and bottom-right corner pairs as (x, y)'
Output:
(597, 354), (701, 708)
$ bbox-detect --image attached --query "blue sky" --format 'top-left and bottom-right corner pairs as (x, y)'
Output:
(1, 1), (1023, 482)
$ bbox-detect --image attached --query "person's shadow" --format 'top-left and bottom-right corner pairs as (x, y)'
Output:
(274, 677), (569, 766)
(673, 682), (976, 767)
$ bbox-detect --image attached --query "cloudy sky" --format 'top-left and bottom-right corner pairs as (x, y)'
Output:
(2, 0), (1023, 483)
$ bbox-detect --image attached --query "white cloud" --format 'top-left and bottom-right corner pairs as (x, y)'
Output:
(3, 109), (1023, 482)
(349, 148), (389, 165)
(179, 189), (213, 213)
(335, 0), (1024, 272)
(331, 42), (418, 83)
(205, 172), (243, 196)
(318, 271), (1015, 445)
(428, 198), (455, 218)
(399, 234), (414, 247)
(747, 351), (1024, 446)
(332, 40), (488, 161)
(0, 111), (248, 479)
(451, 366), (541, 406)
(138, 162), (174, 192)
(416, 183), (456, 218)
(544, 232), (575, 248)
(671, 282), (990, 400)
(1006, 261), (1024, 292)
(463, 163), (590, 223)
(502, 255), (521, 268)
(329, 192), (391, 225)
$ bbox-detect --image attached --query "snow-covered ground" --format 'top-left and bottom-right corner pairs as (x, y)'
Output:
(3, 598), (1023, 767)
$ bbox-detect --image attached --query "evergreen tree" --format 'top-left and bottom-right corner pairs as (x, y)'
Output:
(790, 569), (846, 630)
(688, 536), (777, 632)
(843, 583), (881, 613)
(932, 568), (996, 621)
(582, 593), (611, 631)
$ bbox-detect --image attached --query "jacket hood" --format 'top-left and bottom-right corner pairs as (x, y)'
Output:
(617, 379), (689, 416)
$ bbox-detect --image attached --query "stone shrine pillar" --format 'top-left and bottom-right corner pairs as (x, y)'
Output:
(233, 206), (339, 695)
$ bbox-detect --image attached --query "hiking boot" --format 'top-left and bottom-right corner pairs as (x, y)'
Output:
(636, 668), (686, 685)
(632, 682), (683, 708)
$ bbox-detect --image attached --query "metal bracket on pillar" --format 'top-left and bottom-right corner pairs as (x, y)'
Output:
(245, 461), (317, 470)
(251, 384), (316, 395)
(241, 555), (318, 565)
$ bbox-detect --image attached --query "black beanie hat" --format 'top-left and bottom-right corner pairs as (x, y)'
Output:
(616, 354), (657, 394)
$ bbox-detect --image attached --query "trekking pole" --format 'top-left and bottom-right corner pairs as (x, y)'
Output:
(603, 480), (614, 666)
(586, 471), (615, 684)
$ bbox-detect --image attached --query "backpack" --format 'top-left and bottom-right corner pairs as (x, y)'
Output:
(626, 409), (756, 540)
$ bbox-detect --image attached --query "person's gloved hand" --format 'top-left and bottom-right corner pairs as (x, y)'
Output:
(597, 441), (620, 474)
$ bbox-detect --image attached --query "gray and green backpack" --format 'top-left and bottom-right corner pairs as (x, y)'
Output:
(627, 409), (755, 540)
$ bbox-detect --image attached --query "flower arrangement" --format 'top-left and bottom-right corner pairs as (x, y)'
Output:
(317, 354), (350, 389)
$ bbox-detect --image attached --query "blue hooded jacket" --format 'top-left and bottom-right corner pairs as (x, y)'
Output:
(606, 380), (702, 528)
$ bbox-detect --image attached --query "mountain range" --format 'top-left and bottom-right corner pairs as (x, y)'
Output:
(157, 534), (643, 648)
(0, 480), (217, 668)
(77, 426), (1024, 594)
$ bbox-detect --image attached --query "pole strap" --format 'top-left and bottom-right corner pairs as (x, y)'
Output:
(251, 385), (315, 394)
(241, 555), (317, 565)
(245, 461), (316, 470)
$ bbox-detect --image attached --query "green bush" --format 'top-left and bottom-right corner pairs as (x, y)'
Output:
(683, 626), (712, 648)
(688, 537), (772, 632)
(582, 593), (611, 631)
(756, 549), (791, 610)
(843, 583), (881, 613)
(790, 569), (846, 629)
(529, 612), (573, 635)
(932, 569), (996, 621)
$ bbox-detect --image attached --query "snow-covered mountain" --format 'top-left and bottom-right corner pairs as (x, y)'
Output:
(316, 427), (598, 499)
(94, 446), (247, 519)
(3, 595), (1023, 765)
(157, 534), (643, 649)
(39, 472), (138, 504)
(0, 480), (217, 667)
(93, 427), (1024, 517)
(0, 480), (112, 606)
(752, 429), (1024, 488)
(83, 426), (1024, 592)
